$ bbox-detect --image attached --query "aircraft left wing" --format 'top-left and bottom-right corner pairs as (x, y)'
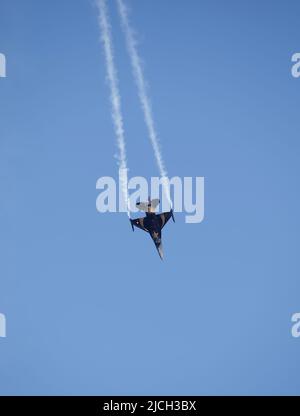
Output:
(130, 217), (149, 232)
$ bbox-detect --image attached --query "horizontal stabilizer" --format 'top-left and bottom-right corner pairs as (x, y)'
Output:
(136, 198), (160, 213)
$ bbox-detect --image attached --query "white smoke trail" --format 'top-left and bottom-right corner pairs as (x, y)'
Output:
(96, 0), (129, 215)
(116, 0), (171, 206)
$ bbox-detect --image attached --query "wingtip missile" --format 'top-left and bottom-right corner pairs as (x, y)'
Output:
(171, 209), (175, 223)
(130, 219), (134, 232)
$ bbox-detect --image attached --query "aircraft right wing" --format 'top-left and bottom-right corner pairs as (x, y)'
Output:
(157, 210), (175, 229)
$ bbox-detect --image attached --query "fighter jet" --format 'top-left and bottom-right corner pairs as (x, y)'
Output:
(130, 198), (175, 260)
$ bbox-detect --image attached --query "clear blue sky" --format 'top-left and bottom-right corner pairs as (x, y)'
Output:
(0, 0), (300, 395)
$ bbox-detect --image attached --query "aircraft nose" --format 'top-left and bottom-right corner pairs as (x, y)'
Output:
(158, 244), (164, 260)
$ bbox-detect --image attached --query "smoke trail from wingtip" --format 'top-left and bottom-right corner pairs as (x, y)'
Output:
(96, 0), (129, 215)
(116, 0), (171, 205)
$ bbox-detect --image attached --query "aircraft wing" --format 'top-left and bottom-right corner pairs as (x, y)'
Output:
(156, 210), (174, 229)
(130, 217), (149, 232)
